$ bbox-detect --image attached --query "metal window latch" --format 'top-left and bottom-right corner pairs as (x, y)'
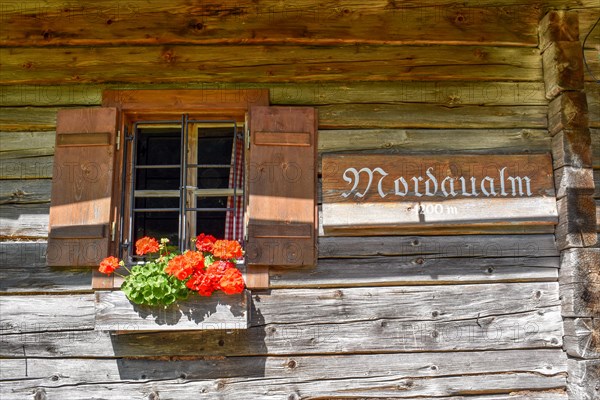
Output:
(116, 130), (121, 151)
(111, 221), (116, 241)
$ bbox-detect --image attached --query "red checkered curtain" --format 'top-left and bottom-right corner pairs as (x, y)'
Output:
(224, 133), (244, 242)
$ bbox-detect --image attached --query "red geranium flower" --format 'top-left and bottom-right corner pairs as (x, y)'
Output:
(195, 233), (217, 252)
(135, 236), (160, 256)
(186, 270), (215, 296)
(219, 268), (245, 294)
(165, 254), (194, 280)
(212, 240), (243, 260)
(99, 256), (120, 275)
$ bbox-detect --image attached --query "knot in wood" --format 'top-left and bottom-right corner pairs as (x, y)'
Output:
(34, 388), (47, 400)
(333, 289), (343, 298)
(415, 257), (424, 265)
(148, 391), (160, 400)
(287, 359), (297, 369)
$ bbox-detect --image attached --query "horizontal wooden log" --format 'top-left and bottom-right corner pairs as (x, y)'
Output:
(559, 248), (600, 317)
(0, 306), (564, 358)
(553, 167), (595, 199)
(0, 243), (91, 293)
(0, 203), (49, 238)
(0, 350), (568, 399)
(0, 295), (95, 335)
(317, 234), (559, 258)
(563, 318), (600, 358)
(552, 129), (593, 169)
(319, 128), (551, 154)
(0, 1), (549, 48)
(567, 358), (600, 400)
(0, 283), (561, 334)
(0, 131), (55, 158)
(0, 367), (568, 400)
(317, 103), (547, 129)
(272, 256), (559, 288)
(548, 91), (589, 136)
(0, 45), (543, 85)
(0, 82), (549, 107)
(539, 10), (580, 53)
(95, 290), (250, 331)
(0, 108), (58, 132)
(542, 41), (584, 99)
(0, 179), (51, 204)
(555, 193), (598, 250)
(0, 156), (53, 179)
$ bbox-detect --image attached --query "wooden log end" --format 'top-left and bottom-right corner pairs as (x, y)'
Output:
(555, 194), (598, 250)
(552, 129), (592, 169)
(542, 42), (585, 100)
(539, 10), (580, 53)
(554, 167), (595, 199)
(548, 91), (589, 136)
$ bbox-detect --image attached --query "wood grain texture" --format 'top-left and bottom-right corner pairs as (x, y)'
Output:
(317, 103), (548, 129)
(0, 45), (543, 85)
(542, 41), (584, 99)
(559, 248), (600, 317)
(0, 107), (58, 131)
(555, 194), (598, 250)
(0, 156), (53, 179)
(0, 1), (549, 47)
(539, 10), (580, 52)
(0, 203), (49, 238)
(552, 129), (593, 169)
(95, 290), (250, 331)
(319, 128), (551, 154)
(553, 166), (595, 199)
(563, 318), (600, 358)
(0, 351), (568, 399)
(548, 91), (589, 136)
(0, 82), (549, 107)
(567, 358), (600, 400)
(0, 179), (51, 204)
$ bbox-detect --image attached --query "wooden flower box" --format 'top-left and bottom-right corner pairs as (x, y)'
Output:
(94, 289), (250, 331)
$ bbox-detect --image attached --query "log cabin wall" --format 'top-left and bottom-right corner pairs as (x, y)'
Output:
(0, 1), (598, 399)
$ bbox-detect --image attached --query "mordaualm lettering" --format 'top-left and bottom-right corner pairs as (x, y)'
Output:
(342, 166), (532, 198)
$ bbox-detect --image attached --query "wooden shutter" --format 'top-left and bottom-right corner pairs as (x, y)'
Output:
(47, 108), (118, 267)
(246, 106), (318, 283)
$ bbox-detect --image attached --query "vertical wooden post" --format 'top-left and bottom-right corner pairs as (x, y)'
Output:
(540, 10), (599, 400)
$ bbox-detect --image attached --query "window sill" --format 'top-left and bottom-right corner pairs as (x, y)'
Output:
(94, 289), (250, 331)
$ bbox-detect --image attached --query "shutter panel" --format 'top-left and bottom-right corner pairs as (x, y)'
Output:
(47, 108), (118, 267)
(246, 106), (318, 276)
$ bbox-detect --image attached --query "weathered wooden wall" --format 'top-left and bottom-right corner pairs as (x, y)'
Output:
(1, 1), (599, 399)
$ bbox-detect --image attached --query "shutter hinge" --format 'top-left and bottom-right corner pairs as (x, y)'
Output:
(116, 130), (121, 151)
(111, 221), (116, 241)
(246, 127), (250, 149)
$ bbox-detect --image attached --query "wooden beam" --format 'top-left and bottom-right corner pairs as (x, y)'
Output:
(559, 248), (600, 317)
(548, 91), (589, 136)
(1, 82), (549, 108)
(539, 10), (580, 52)
(555, 193), (598, 250)
(567, 358), (600, 400)
(0, 179), (51, 204)
(0, 45), (543, 85)
(553, 167), (595, 200)
(0, 203), (49, 239)
(552, 129), (593, 170)
(542, 41), (585, 99)
(0, 350), (568, 399)
(0, 2), (559, 48)
(563, 318), (600, 358)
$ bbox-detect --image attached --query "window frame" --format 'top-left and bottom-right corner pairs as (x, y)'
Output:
(94, 89), (270, 290)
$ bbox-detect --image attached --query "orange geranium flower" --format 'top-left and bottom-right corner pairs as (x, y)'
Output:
(195, 233), (217, 252)
(99, 256), (120, 275)
(219, 268), (245, 294)
(165, 254), (194, 280)
(212, 240), (243, 260)
(183, 250), (205, 272)
(186, 270), (215, 296)
(135, 236), (160, 256)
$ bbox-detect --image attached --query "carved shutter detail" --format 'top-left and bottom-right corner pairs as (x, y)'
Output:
(47, 108), (118, 268)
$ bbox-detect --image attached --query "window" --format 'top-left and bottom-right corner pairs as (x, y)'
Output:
(47, 90), (318, 295)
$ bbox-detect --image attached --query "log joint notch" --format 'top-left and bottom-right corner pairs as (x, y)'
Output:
(540, 9), (599, 400)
